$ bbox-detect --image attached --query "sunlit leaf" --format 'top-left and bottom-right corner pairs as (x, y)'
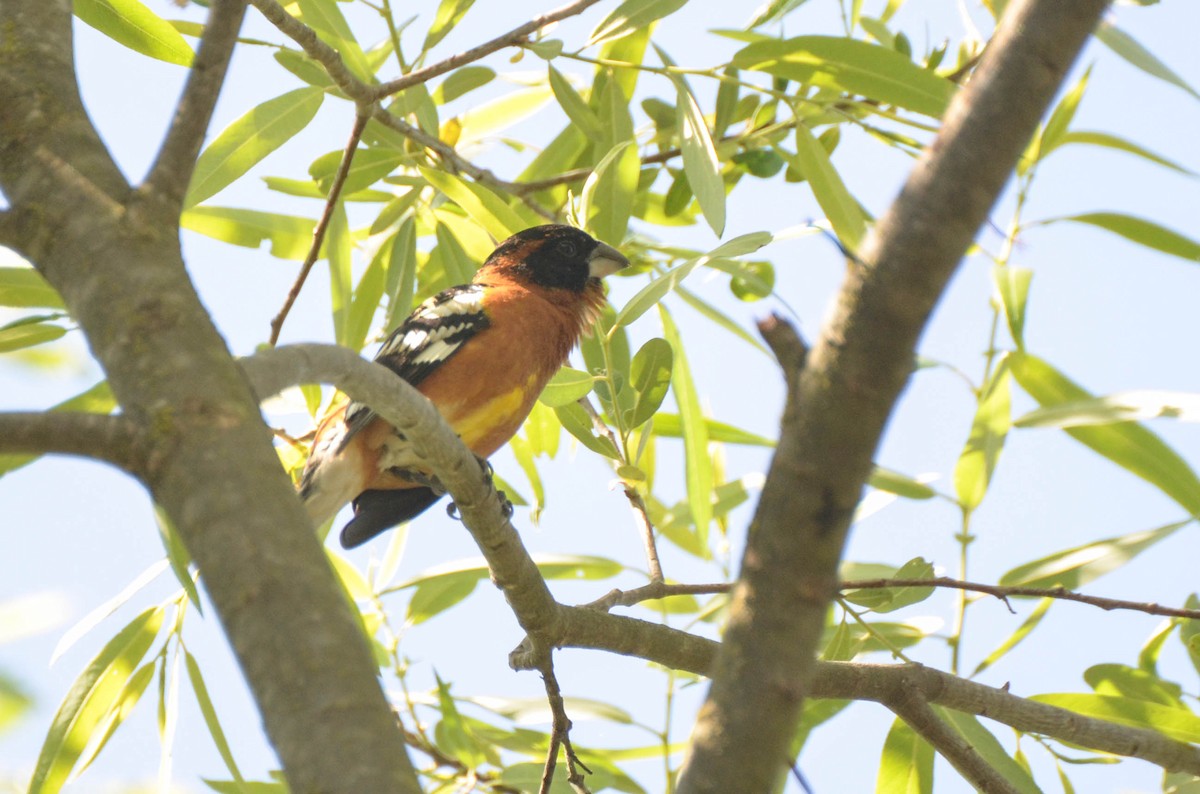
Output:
(1010, 353), (1200, 515)
(296, 0), (374, 83)
(626, 338), (673, 429)
(993, 266), (1032, 349)
(0, 268), (65, 309)
(185, 87), (325, 209)
(555, 401), (621, 458)
(661, 307), (712, 548)
(733, 36), (956, 117)
(1036, 67), (1090, 162)
(73, 660), (155, 777)
(31, 606), (164, 794)
(933, 709), (1042, 794)
(0, 320), (67, 354)
(842, 557), (935, 613)
(419, 168), (529, 240)
(777, 125), (866, 249)
(588, 0), (687, 46)
(548, 65), (603, 141)
(876, 717), (932, 794)
(1055, 212), (1200, 262)
(673, 76), (726, 236)
(1031, 693), (1200, 743)
(999, 520), (1188, 590)
(538, 367), (595, 408)
(583, 142), (640, 246)
(1084, 663), (1184, 709)
(181, 207), (317, 260)
(1016, 390), (1200, 429)
(326, 203), (353, 346)
(423, 0), (476, 51)
(954, 362), (1011, 510)
(52, 561), (169, 666)
(868, 467), (935, 499)
(651, 413), (774, 446)
(74, 0), (193, 65)
(1055, 131), (1196, 176)
(432, 66), (495, 104)
(972, 597), (1052, 677)
(1094, 21), (1199, 100)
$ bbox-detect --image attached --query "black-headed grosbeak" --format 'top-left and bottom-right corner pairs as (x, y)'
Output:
(300, 224), (629, 548)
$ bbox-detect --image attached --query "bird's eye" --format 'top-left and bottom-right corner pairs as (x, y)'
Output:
(557, 240), (578, 257)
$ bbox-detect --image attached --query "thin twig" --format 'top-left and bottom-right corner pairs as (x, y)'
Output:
(583, 581), (730, 611)
(143, 0), (248, 210)
(247, 0), (371, 100)
(536, 653), (592, 794)
(622, 488), (664, 582)
(268, 112), (370, 346)
(887, 690), (1021, 794)
(370, 0), (606, 101)
(841, 577), (1200, 621)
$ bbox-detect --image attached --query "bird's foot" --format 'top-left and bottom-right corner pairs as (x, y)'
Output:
(474, 454), (494, 483)
(390, 467), (446, 496)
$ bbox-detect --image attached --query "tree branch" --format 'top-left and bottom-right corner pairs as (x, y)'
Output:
(142, 0), (248, 212)
(675, 2), (1114, 791)
(0, 412), (147, 476)
(843, 577), (1200, 621)
(247, 0), (372, 101)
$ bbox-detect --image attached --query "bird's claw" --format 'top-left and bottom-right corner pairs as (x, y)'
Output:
(446, 502), (461, 521)
(391, 467), (446, 496)
(474, 454), (494, 483)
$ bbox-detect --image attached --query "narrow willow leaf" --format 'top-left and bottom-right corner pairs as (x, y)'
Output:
(1056, 213), (1200, 262)
(661, 307), (712, 547)
(308, 147), (406, 196)
(0, 268), (65, 309)
(876, 717), (933, 794)
(508, 437), (545, 522)
(1084, 663), (1185, 709)
(1139, 619), (1176, 675)
(777, 126), (866, 249)
(1010, 353), (1200, 514)
(548, 65), (603, 141)
(384, 217), (418, 333)
(627, 338), (673, 428)
(74, 0), (193, 65)
(407, 575), (479, 625)
(972, 597), (1053, 676)
(394, 554), (622, 589)
(999, 520), (1188, 590)
(457, 87), (554, 143)
(555, 401), (622, 459)
(185, 652), (246, 787)
(73, 660), (155, 777)
(295, 0), (374, 83)
(732, 36), (956, 117)
(537, 367), (594, 408)
(345, 239), (387, 353)
(432, 66), (495, 104)
(652, 413), (774, 446)
(1094, 22), (1199, 100)
(326, 203), (353, 347)
(0, 321), (67, 354)
(583, 142), (640, 246)
(423, 0), (476, 51)
(1030, 694), (1200, 743)
(675, 284), (771, 355)
(933, 708), (1042, 794)
(842, 557), (935, 613)
(1057, 131), (1196, 176)
(433, 673), (487, 769)
(1037, 67), (1091, 161)
(419, 168), (527, 240)
(993, 266), (1032, 349)
(868, 467), (935, 500)
(673, 76), (726, 236)
(31, 607), (164, 794)
(954, 362), (1011, 511)
(185, 87), (325, 209)
(1016, 390), (1200, 429)
(587, 0), (687, 46)
(154, 508), (203, 613)
(181, 207), (317, 260)
(52, 560), (170, 665)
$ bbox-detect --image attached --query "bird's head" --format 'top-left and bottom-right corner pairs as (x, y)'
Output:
(478, 225), (629, 293)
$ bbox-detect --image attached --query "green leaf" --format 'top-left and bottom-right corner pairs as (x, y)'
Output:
(0, 268), (65, 309)
(419, 167), (528, 241)
(876, 717), (932, 794)
(457, 87), (554, 143)
(1084, 663), (1184, 709)
(732, 36), (956, 117)
(842, 557), (935, 613)
(30, 607), (164, 794)
(587, 0), (687, 46)
(538, 367), (595, 408)
(0, 320), (67, 354)
(953, 362), (1011, 510)
(867, 467), (935, 499)
(583, 142), (640, 246)
(345, 235), (387, 353)
(432, 66), (495, 104)
(1094, 22), (1199, 100)
(1036, 67), (1090, 162)
(1010, 353), (1200, 514)
(407, 574), (479, 625)
(1056, 212), (1200, 262)
(73, 0), (193, 66)
(548, 65), (603, 142)
(51, 560), (169, 666)
(972, 597), (1052, 677)
(433, 673), (487, 769)
(72, 660), (154, 777)
(673, 77), (726, 236)
(777, 126), (867, 249)
(1056, 131), (1196, 176)
(181, 207), (317, 260)
(933, 709), (1043, 794)
(423, 0), (477, 51)
(993, 266), (1032, 349)
(185, 88), (325, 209)
(661, 307), (712, 547)
(1016, 390), (1200, 429)
(999, 520), (1188, 589)
(154, 508), (203, 613)
(185, 652), (246, 787)
(1030, 693), (1200, 743)
(674, 284), (771, 355)
(524, 400), (561, 459)
(326, 203), (353, 347)
(554, 402), (622, 459)
(295, 0), (374, 83)
(309, 147), (406, 196)
(651, 413), (774, 446)
(385, 216), (418, 332)
(627, 338), (673, 429)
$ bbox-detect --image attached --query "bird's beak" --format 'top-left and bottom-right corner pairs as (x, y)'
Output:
(588, 241), (630, 279)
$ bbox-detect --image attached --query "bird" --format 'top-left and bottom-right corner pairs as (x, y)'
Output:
(298, 224), (629, 548)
